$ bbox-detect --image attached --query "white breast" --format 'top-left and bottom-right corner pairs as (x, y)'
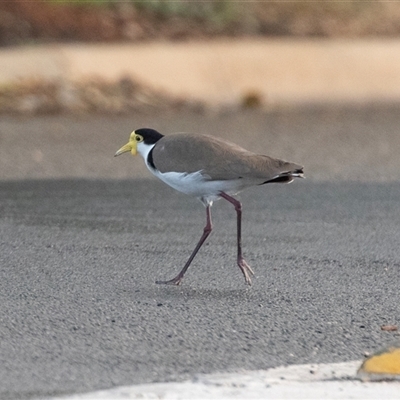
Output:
(138, 141), (244, 204)
(154, 169), (243, 200)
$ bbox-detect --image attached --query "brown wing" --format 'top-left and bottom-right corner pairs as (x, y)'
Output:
(152, 134), (303, 183)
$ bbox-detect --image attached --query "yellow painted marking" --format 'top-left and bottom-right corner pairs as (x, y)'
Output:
(359, 347), (400, 375)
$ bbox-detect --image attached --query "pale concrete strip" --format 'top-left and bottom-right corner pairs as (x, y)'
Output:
(1, 39), (400, 106)
(51, 361), (400, 400)
(0, 45), (65, 83)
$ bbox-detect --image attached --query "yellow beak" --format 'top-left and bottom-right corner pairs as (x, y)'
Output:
(114, 139), (137, 157)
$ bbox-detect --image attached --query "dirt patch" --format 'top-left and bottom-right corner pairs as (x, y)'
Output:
(0, 77), (205, 115)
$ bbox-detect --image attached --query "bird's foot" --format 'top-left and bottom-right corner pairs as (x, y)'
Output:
(155, 275), (183, 285)
(238, 257), (254, 286)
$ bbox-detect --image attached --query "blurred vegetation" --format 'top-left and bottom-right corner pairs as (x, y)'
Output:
(44, 0), (390, 32)
(134, 0), (242, 27)
(1, 0), (400, 46)
(46, 0), (250, 30)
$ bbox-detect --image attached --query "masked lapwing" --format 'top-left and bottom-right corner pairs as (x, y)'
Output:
(115, 128), (303, 286)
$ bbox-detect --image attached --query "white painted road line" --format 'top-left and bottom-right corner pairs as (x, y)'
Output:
(51, 361), (400, 400)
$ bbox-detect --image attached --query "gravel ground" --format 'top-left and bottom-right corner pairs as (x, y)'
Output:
(1, 107), (400, 399)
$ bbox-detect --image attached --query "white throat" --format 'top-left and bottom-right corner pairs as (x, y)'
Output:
(137, 142), (156, 170)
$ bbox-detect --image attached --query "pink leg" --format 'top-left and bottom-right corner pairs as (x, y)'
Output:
(219, 192), (254, 285)
(156, 205), (213, 285)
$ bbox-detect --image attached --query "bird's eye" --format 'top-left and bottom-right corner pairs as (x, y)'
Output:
(135, 135), (143, 142)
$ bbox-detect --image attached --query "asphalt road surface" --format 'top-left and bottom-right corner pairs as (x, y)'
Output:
(0, 106), (400, 399)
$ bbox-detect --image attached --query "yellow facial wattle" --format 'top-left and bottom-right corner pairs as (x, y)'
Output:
(114, 132), (138, 157)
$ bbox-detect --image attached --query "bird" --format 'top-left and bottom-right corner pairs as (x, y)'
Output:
(115, 128), (303, 286)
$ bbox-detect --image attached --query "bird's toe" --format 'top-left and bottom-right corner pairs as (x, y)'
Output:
(238, 257), (254, 285)
(155, 277), (183, 286)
